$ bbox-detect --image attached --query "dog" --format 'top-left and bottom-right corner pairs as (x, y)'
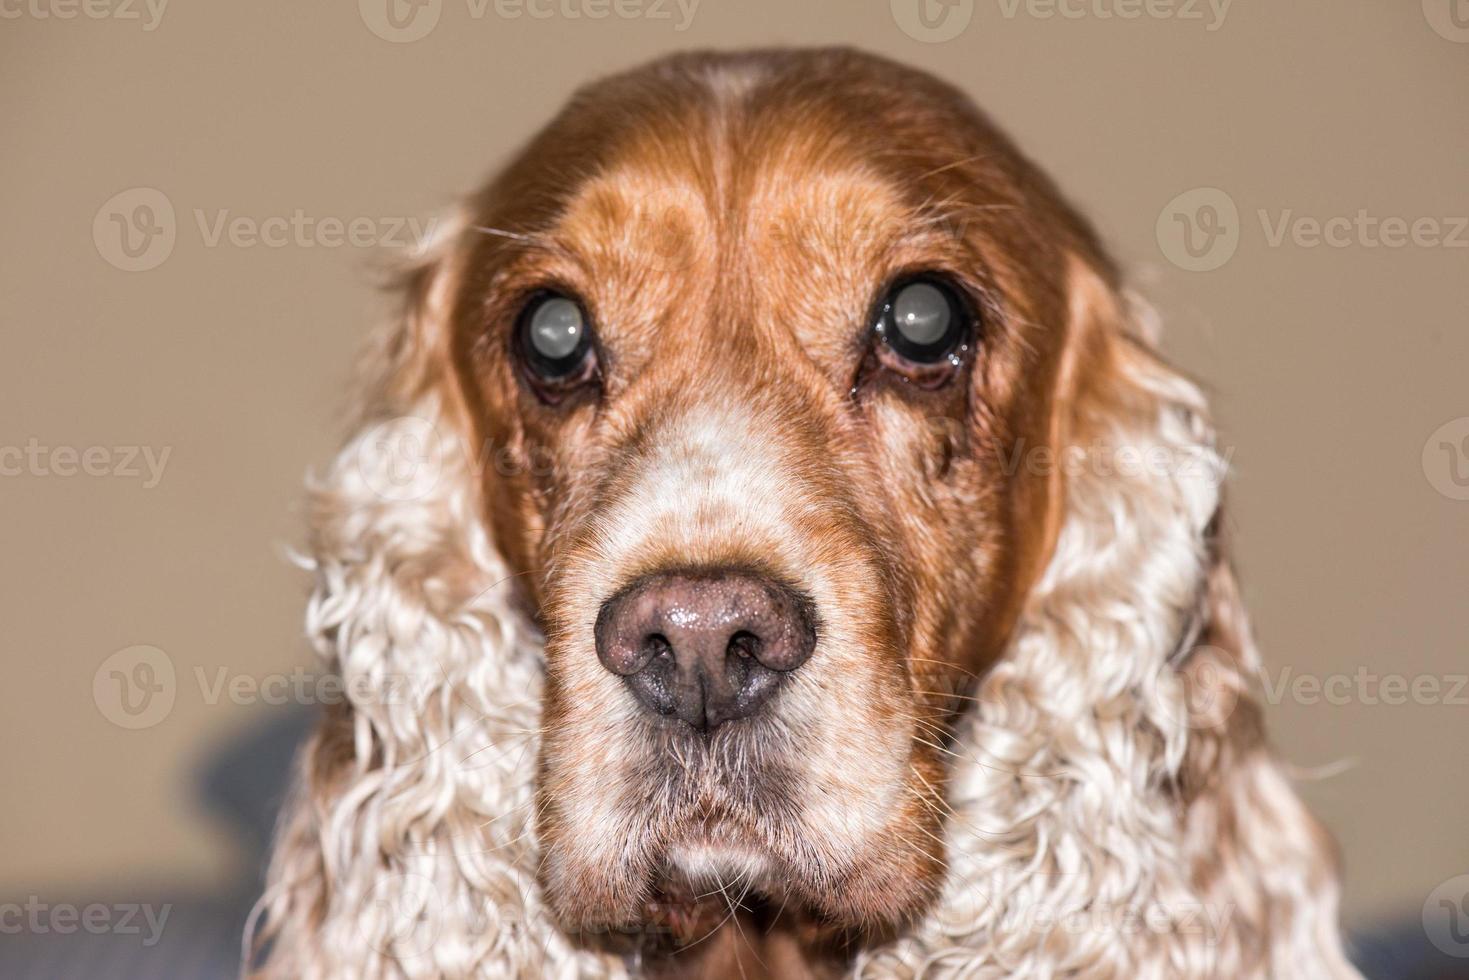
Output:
(252, 48), (1359, 979)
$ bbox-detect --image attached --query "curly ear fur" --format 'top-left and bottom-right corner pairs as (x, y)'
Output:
(252, 235), (1355, 977)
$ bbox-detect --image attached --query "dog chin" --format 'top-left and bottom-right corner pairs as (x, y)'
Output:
(663, 842), (776, 893)
(649, 836), (934, 943)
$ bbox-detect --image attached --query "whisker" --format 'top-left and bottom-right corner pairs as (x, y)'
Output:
(473, 225), (537, 243)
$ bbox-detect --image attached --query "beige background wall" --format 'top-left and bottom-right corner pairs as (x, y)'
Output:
(1, 0), (1465, 931)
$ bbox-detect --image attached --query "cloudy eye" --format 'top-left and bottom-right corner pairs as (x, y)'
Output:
(516, 292), (597, 396)
(875, 276), (971, 366)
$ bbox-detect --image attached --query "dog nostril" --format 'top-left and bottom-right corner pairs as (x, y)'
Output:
(593, 570), (816, 731)
(728, 631), (758, 660)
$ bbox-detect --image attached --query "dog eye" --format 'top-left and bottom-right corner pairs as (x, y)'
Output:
(516, 292), (597, 395)
(874, 277), (971, 368)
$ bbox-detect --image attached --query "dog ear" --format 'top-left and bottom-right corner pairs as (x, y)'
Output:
(1055, 256), (1358, 976)
(248, 207), (622, 977)
(877, 256), (1357, 977)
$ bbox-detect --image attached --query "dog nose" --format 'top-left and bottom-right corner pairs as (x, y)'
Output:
(594, 570), (816, 731)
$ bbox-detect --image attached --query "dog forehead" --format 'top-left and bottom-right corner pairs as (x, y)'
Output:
(563, 125), (918, 237)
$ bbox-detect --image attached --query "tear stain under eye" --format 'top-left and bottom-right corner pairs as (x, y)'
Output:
(932, 436), (955, 481)
(923, 416), (964, 481)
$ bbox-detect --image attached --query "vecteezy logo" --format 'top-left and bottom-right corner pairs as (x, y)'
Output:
(359, 0), (442, 42)
(891, 0), (975, 42)
(1423, 417), (1469, 501)
(361, 873), (443, 959)
(1423, 0), (1469, 42)
(1147, 645), (1241, 731)
(1424, 875), (1469, 957)
(357, 416), (443, 502)
(1156, 187), (1240, 272)
(93, 645), (176, 729)
(93, 188), (176, 272)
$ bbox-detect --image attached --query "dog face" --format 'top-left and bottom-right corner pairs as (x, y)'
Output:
(443, 50), (1103, 938)
(258, 47), (1353, 980)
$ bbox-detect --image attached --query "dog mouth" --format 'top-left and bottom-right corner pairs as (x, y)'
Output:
(643, 874), (792, 948)
(541, 719), (939, 944)
(634, 846), (854, 955)
(596, 790), (818, 932)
